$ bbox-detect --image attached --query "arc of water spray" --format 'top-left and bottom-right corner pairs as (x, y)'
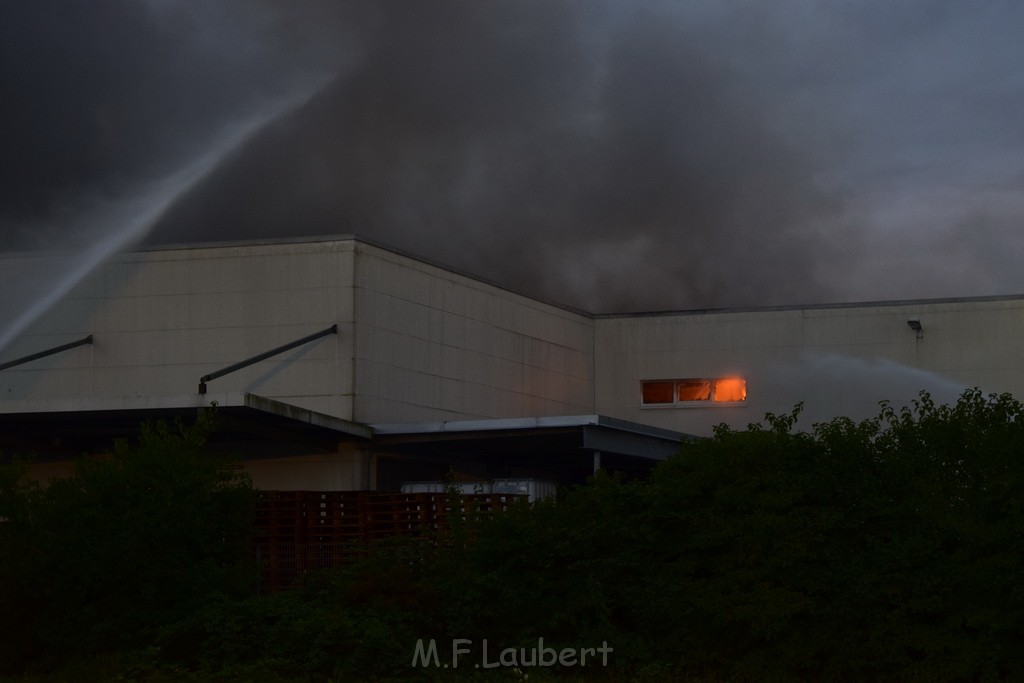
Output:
(0, 76), (333, 354)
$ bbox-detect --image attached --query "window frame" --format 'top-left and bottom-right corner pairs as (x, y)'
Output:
(639, 377), (748, 408)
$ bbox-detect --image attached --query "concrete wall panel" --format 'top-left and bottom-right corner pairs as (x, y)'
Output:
(352, 243), (594, 423)
(1, 240), (357, 420)
(9, 237), (1024, 446)
(595, 298), (1024, 435)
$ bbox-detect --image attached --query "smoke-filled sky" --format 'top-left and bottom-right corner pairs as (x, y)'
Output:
(2, 1), (1024, 313)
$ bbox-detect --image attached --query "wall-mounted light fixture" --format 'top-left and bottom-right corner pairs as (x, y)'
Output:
(907, 319), (923, 339)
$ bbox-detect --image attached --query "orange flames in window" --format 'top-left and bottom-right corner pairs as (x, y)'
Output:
(641, 377), (747, 405)
(713, 377), (747, 402)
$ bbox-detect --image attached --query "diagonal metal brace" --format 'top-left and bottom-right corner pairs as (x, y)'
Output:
(198, 324), (337, 394)
(0, 335), (93, 371)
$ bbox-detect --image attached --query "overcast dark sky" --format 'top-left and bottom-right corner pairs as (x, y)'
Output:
(2, 1), (1024, 313)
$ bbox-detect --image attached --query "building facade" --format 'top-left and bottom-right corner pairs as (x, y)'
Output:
(2, 236), (1021, 489)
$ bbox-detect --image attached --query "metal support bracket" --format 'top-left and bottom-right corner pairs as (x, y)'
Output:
(198, 324), (337, 394)
(0, 335), (93, 371)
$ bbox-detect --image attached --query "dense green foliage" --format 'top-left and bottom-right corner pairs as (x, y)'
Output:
(0, 411), (256, 675)
(623, 389), (1024, 679)
(3, 388), (1024, 680)
(390, 389), (1023, 680)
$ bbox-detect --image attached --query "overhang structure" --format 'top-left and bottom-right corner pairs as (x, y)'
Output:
(372, 415), (689, 487)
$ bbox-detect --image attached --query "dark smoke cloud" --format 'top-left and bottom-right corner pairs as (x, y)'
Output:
(3, 2), (1024, 313)
(0, 2), (346, 232)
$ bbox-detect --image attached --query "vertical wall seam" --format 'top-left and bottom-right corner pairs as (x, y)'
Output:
(350, 244), (360, 424)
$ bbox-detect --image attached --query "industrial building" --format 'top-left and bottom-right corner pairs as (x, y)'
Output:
(2, 235), (1021, 490)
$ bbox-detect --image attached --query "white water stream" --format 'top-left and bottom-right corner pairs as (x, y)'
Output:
(0, 80), (330, 355)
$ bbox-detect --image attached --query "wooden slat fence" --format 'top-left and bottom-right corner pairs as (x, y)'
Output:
(253, 490), (525, 591)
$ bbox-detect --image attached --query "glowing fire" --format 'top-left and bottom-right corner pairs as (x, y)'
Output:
(712, 377), (747, 402)
(642, 377), (747, 405)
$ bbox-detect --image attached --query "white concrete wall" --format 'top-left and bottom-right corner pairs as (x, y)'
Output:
(1, 240), (356, 418)
(595, 297), (1024, 435)
(352, 243), (594, 422)
(9, 236), (1024, 443)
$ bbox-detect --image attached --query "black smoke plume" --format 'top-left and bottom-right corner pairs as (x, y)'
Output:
(5, 2), (1023, 312)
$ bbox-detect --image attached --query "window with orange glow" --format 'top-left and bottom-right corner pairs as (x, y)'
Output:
(712, 378), (747, 402)
(641, 381), (675, 404)
(677, 379), (711, 401)
(641, 378), (747, 406)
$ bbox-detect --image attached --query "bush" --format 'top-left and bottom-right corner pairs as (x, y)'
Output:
(413, 389), (1024, 679)
(7, 389), (1024, 679)
(633, 389), (1024, 679)
(143, 573), (428, 681)
(0, 410), (256, 675)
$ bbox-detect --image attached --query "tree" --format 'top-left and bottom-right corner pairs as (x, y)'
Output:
(635, 389), (1024, 678)
(7, 389), (1024, 679)
(423, 389), (1024, 679)
(0, 410), (256, 675)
